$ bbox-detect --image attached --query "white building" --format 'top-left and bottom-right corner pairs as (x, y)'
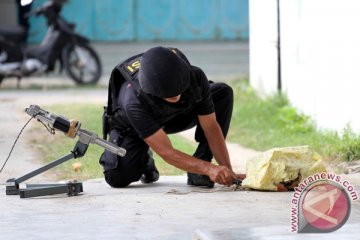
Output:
(250, 0), (360, 133)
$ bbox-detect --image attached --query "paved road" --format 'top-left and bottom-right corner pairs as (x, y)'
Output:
(97, 41), (249, 82)
(0, 41), (249, 89)
(0, 175), (359, 240)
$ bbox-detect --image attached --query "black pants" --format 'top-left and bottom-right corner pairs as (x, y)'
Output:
(100, 82), (233, 188)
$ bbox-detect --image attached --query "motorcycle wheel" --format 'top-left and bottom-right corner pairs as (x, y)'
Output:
(63, 44), (102, 85)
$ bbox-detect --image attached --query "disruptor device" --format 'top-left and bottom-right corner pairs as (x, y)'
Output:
(25, 105), (126, 157)
(5, 105), (126, 198)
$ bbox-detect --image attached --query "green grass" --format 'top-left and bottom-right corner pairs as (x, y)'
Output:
(228, 80), (360, 162)
(29, 104), (194, 180)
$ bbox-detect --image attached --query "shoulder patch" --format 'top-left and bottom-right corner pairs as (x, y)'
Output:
(124, 57), (141, 76)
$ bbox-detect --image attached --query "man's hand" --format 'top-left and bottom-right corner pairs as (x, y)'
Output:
(234, 173), (246, 180)
(208, 165), (242, 186)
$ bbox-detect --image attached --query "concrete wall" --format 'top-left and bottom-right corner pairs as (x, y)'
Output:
(250, 0), (360, 133)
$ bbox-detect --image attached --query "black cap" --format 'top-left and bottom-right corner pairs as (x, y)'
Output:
(138, 46), (190, 98)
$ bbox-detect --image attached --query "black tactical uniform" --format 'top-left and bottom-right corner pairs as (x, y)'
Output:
(100, 47), (233, 188)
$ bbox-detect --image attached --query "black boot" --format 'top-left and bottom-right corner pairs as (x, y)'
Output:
(187, 148), (214, 188)
(140, 150), (159, 184)
(187, 142), (214, 188)
(187, 173), (214, 188)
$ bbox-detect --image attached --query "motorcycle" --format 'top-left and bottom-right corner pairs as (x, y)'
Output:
(0, 0), (102, 86)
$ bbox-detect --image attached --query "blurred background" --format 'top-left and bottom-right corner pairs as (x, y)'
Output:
(0, 0), (249, 82)
(26, 0), (249, 42)
(1, 0), (360, 166)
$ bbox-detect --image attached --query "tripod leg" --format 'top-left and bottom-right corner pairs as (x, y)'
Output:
(6, 141), (88, 196)
(5, 152), (74, 195)
(20, 182), (83, 198)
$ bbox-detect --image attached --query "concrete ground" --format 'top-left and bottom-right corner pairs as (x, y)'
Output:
(1, 176), (359, 240)
(0, 42), (359, 239)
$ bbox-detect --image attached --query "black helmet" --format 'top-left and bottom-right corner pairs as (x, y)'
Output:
(138, 47), (190, 98)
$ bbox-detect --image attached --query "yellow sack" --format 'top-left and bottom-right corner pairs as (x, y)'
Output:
(242, 146), (326, 191)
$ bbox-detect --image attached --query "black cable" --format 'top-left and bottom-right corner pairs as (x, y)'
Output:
(0, 115), (35, 174)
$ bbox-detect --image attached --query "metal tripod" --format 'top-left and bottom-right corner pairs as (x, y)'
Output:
(6, 141), (88, 198)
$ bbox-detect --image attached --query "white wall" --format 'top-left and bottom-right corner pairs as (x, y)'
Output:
(249, 0), (278, 97)
(250, 0), (360, 133)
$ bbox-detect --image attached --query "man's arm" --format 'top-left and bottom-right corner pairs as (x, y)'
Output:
(144, 129), (235, 185)
(198, 113), (245, 180)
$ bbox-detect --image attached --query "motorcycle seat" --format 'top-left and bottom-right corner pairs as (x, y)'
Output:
(0, 25), (26, 42)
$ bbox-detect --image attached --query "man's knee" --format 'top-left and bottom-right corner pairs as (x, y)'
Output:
(211, 82), (233, 103)
(104, 168), (141, 188)
(219, 82), (234, 99)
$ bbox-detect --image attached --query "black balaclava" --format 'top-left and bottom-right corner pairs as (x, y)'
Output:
(138, 46), (190, 98)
